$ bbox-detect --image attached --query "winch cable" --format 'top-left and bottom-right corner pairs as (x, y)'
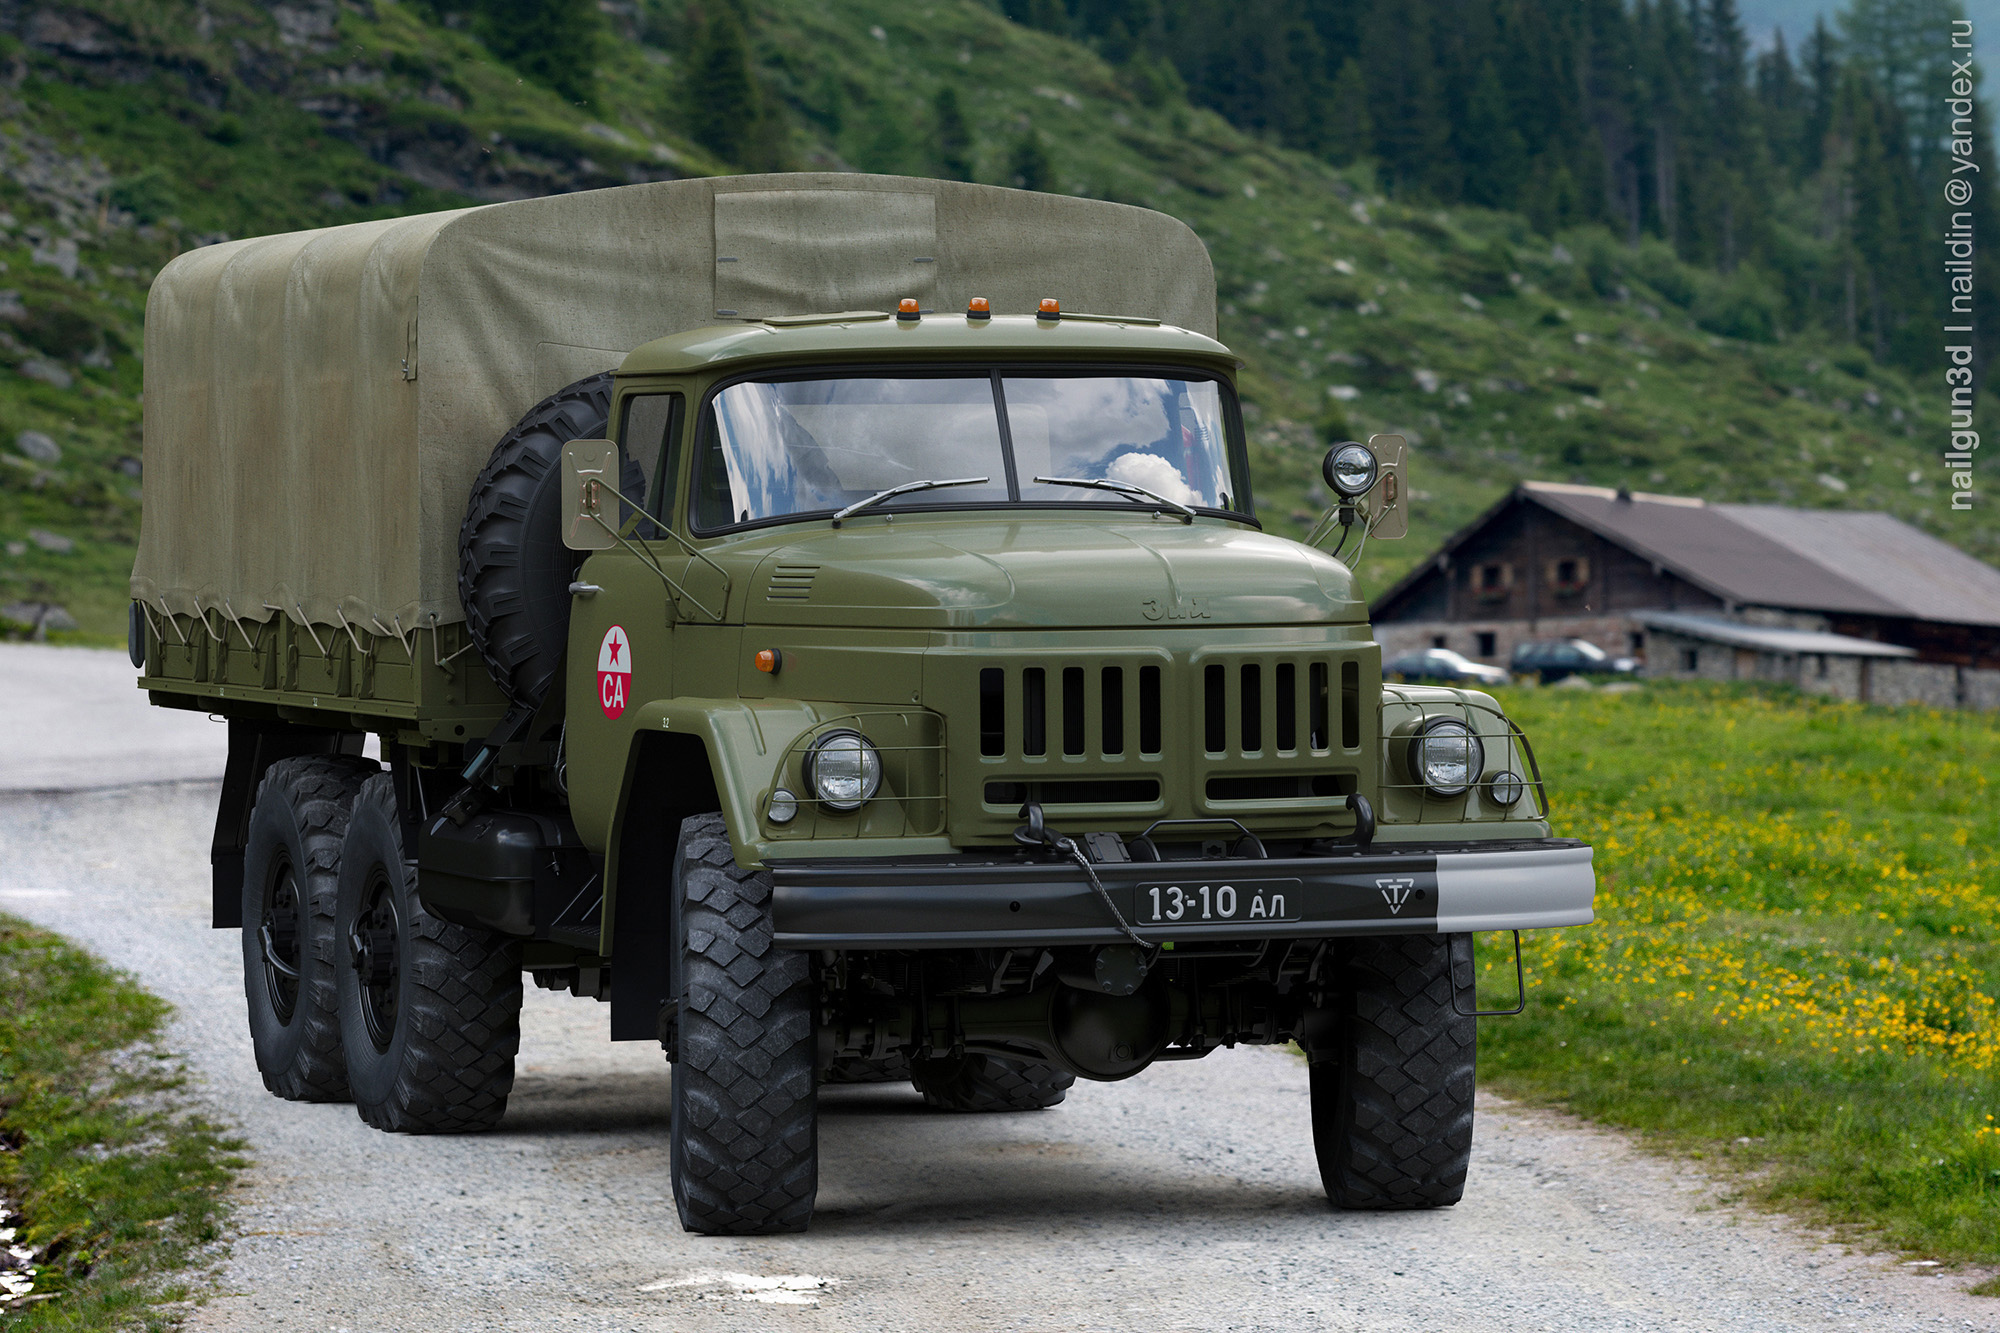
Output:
(1015, 803), (1158, 960)
(1056, 834), (1162, 962)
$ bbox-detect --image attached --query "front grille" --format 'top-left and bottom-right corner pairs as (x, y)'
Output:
(949, 643), (1376, 835)
(979, 664), (1163, 760)
(1200, 658), (1361, 755)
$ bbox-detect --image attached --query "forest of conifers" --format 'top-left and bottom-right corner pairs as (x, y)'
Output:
(991, 0), (1994, 376)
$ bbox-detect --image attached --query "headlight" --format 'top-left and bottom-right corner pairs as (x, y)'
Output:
(1323, 442), (1379, 498)
(1406, 717), (1483, 797)
(1485, 769), (1525, 807)
(804, 730), (882, 811)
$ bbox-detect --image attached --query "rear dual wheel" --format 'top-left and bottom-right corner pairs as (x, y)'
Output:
(241, 756), (379, 1101)
(333, 775), (523, 1132)
(241, 764), (523, 1132)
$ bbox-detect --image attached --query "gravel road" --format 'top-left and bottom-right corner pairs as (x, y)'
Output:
(1, 647), (1994, 1330)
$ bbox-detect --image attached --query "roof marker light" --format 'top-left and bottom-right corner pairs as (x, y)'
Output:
(1037, 297), (1061, 321)
(897, 297), (921, 322)
(967, 296), (991, 321)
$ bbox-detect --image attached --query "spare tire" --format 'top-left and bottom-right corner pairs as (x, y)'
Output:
(458, 373), (645, 706)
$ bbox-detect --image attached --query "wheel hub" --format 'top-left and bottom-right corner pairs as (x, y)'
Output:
(348, 867), (402, 1052)
(259, 858), (303, 1022)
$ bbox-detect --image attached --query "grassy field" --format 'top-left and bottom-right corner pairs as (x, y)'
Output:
(1480, 683), (2000, 1272)
(0, 915), (240, 1329)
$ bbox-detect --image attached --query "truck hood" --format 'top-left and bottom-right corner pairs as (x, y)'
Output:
(736, 518), (1362, 629)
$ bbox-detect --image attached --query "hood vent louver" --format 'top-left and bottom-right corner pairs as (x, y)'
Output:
(766, 565), (819, 602)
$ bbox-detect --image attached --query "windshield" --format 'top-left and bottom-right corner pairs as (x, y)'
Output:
(692, 370), (1243, 531)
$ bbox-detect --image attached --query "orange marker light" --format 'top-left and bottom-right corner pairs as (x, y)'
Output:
(755, 648), (782, 674)
(1037, 297), (1061, 320)
(897, 297), (921, 322)
(967, 296), (991, 320)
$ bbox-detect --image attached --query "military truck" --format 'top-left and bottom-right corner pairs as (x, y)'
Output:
(133, 175), (1594, 1235)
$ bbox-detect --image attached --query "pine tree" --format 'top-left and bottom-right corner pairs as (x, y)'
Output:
(475, 0), (600, 105)
(1459, 60), (1528, 208)
(933, 86), (974, 181)
(1689, 0), (1756, 268)
(1359, 0), (1452, 197)
(1842, 76), (1928, 364)
(1755, 29), (1803, 177)
(1010, 128), (1054, 191)
(1800, 17), (1840, 176)
(1840, 0), (1971, 180)
(1324, 58), (1374, 168)
(685, 5), (761, 165)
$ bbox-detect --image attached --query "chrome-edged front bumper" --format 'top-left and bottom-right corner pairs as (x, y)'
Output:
(768, 838), (1594, 949)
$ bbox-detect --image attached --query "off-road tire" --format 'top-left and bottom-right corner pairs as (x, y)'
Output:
(334, 774), (522, 1133)
(240, 754), (379, 1102)
(824, 1052), (915, 1085)
(912, 1054), (1075, 1112)
(670, 813), (818, 1235)
(458, 373), (646, 706)
(1309, 933), (1475, 1209)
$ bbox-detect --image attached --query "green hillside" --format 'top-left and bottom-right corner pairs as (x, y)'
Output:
(0, 0), (1986, 641)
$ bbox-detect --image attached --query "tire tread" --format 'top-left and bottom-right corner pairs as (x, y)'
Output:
(914, 1055), (1074, 1112)
(1312, 933), (1475, 1210)
(672, 813), (818, 1235)
(344, 775), (522, 1134)
(247, 754), (378, 1102)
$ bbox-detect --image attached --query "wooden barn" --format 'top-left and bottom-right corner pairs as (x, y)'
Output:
(1370, 482), (2000, 708)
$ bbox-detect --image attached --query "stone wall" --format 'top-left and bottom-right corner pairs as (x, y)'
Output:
(1640, 627), (2000, 709)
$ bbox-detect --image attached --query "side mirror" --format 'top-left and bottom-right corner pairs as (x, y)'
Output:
(561, 439), (619, 551)
(1362, 433), (1408, 539)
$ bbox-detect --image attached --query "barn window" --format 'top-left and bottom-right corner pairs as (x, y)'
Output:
(1472, 562), (1513, 602)
(1681, 648), (1700, 673)
(1546, 555), (1591, 597)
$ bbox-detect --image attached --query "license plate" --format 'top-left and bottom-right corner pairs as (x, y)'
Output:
(1134, 878), (1302, 925)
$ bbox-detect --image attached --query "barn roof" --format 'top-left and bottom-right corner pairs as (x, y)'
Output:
(1373, 482), (2000, 628)
(1636, 612), (1918, 658)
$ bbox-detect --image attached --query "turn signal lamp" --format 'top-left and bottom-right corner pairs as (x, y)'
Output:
(897, 297), (921, 322)
(1037, 297), (1061, 321)
(755, 648), (782, 674)
(967, 296), (991, 320)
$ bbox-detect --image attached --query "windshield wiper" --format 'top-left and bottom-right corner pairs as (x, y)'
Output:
(831, 476), (991, 526)
(1032, 475), (1197, 524)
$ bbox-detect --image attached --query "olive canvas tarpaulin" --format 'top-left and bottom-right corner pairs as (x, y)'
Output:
(131, 174), (1217, 633)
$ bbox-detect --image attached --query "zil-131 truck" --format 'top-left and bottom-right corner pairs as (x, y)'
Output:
(131, 175), (1594, 1234)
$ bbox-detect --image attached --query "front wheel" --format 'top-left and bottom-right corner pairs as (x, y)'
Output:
(334, 775), (522, 1133)
(669, 813), (818, 1235)
(1308, 934), (1476, 1209)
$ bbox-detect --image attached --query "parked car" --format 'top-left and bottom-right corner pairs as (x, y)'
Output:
(1510, 638), (1640, 684)
(1385, 648), (1511, 686)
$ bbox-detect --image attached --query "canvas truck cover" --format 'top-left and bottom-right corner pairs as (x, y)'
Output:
(131, 173), (1217, 634)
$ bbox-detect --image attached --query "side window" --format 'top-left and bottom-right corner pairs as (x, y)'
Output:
(620, 393), (683, 518)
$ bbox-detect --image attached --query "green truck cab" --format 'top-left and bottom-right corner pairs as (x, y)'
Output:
(132, 176), (1593, 1234)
